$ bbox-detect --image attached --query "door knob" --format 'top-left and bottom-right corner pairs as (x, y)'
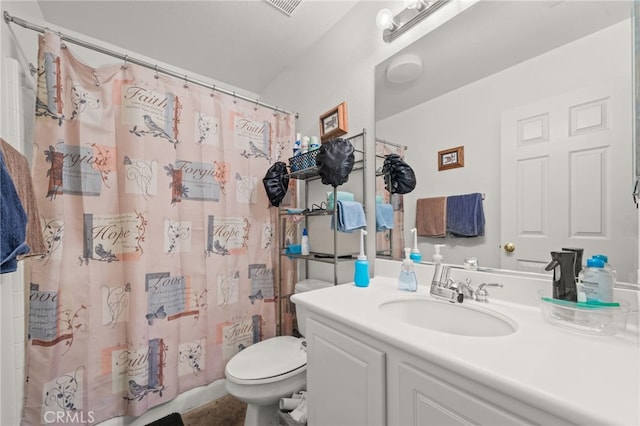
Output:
(503, 243), (515, 253)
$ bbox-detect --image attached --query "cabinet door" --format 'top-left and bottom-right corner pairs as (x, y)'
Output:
(397, 362), (533, 426)
(306, 317), (386, 426)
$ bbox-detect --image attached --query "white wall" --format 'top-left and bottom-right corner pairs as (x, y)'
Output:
(377, 20), (632, 268)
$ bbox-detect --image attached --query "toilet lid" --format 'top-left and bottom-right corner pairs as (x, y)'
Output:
(225, 336), (306, 381)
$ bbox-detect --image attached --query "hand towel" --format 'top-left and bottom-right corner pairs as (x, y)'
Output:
(331, 200), (366, 233)
(416, 197), (447, 237)
(1, 139), (47, 258)
(446, 192), (485, 237)
(376, 203), (394, 232)
(326, 190), (355, 210)
(1, 151), (30, 274)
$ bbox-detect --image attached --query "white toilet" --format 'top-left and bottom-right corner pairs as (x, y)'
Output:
(224, 279), (331, 426)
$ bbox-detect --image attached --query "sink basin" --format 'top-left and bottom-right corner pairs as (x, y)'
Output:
(379, 297), (517, 337)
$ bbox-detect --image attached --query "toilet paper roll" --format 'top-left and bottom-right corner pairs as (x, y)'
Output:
(279, 397), (300, 411)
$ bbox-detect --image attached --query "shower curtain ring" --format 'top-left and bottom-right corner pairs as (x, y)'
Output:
(59, 32), (67, 49)
(154, 65), (159, 79)
(273, 107), (279, 116)
(183, 75), (188, 89)
(210, 85), (216, 97)
(122, 55), (128, 70)
(254, 98), (259, 111)
(233, 92), (237, 104)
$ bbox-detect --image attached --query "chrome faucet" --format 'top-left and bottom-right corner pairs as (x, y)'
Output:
(450, 278), (475, 301)
(430, 264), (462, 302)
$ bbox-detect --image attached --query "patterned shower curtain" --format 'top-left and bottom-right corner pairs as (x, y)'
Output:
(22, 32), (296, 425)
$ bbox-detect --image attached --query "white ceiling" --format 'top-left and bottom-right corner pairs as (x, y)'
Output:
(34, 0), (359, 94)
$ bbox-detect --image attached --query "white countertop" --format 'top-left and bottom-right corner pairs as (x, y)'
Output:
(291, 264), (640, 425)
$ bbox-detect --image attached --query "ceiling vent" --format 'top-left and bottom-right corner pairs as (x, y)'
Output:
(265, 0), (302, 16)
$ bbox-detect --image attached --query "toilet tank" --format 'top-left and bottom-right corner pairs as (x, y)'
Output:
(294, 279), (333, 336)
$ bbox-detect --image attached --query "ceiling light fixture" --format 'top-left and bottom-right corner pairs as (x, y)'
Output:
(386, 53), (423, 84)
(376, 0), (451, 43)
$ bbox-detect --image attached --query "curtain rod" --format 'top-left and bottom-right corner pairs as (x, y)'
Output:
(376, 138), (408, 150)
(3, 10), (298, 118)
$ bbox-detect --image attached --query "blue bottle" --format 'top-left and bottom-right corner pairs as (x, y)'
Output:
(354, 229), (370, 287)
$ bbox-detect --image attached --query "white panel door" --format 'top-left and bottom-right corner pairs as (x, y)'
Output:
(501, 78), (637, 282)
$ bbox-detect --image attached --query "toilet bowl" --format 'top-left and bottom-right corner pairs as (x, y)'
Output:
(224, 279), (332, 426)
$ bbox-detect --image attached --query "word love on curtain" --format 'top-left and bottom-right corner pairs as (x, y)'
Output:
(23, 31), (295, 425)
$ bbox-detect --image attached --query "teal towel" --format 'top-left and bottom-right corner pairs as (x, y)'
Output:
(376, 204), (394, 232)
(331, 201), (366, 233)
(446, 193), (485, 237)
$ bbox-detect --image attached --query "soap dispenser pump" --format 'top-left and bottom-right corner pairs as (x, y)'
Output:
(410, 228), (422, 263)
(398, 247), (418, 292)
(354, 229), (370, 288)
(433, 244), (445, 264)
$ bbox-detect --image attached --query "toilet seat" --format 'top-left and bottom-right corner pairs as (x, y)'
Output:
(225, 336), (307, 385)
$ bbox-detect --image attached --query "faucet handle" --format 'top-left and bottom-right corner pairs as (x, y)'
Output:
(476, 282), (503, 303)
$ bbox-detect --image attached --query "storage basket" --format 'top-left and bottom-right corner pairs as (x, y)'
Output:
(537, 289), (636, 336)
(289, 150), (319, 172)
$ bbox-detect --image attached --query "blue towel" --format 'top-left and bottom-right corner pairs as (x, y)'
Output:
(1, 152), (30, 273)
(376, 203), (394, 232)
(331, 200), (367, 233)
(446, 193), (485, 237)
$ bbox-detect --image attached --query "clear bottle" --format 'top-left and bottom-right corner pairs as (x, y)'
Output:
(577, 257), (614, 303)
(398, 248), (418, 292)
(301, 228), (310, 256)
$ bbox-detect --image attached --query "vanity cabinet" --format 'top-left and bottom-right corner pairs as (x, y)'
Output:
(304, 312), (573, 426)
(305, 316), (386, 426)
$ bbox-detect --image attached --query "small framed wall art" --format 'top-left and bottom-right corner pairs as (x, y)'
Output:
(319, 102), (348, 141)
(438, 146), (464, 171)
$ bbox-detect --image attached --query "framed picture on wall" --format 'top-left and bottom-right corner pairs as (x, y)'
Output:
(319, 102), (348, 141)
(438, 146), (464, 171)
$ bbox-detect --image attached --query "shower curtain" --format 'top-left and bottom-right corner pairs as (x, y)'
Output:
(22, 31), (296, 425)
(376, 141), (406, 259)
